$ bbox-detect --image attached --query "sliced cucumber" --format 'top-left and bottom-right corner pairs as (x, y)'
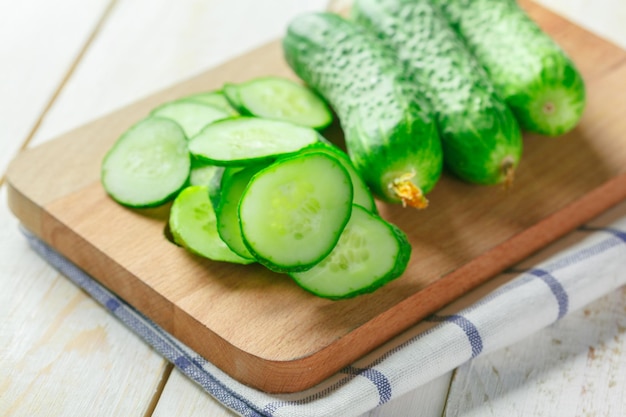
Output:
(223, 83), (244, 112)
(189, 160), (223, 187)
(169, 185), (253, 264)
(239, 151), (353, 272)
(213, 165), (267, 261)
(188, 116), (321, 166)
(290, 204), (410, 299)
(182, 91), (239, 115)
(229, 76), (333, 130)
(101, 116), (190, 208)
(151, 99), (230, 138)
(300, 141), (377, 213)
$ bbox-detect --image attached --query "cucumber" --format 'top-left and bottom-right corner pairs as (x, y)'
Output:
(290, 204), (410, 299)
(432, 0), (586, 136)
(182, 91), (239, 115)
(189, 159), (223, 187)
(213, 165), (267, 261)
(300, 141), (377, 213)
(238, 151), (353, 272)
(188, 116), (321, 166)
(151, 99), (230, 138)
(352, 0), (522, 185)
(101, 116), (190, 208)
(223, 83), (244, 112)
(223, 76), (333, 130)
(283, 12), (442, 208)
(169, 185), (253, 264)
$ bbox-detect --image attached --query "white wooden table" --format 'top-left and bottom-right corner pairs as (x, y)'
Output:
(2, 1), (625, 415)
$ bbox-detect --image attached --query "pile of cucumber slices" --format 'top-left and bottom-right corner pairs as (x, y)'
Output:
(101, 77), (410, 299)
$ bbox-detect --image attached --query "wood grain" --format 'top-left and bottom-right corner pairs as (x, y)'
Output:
(6, 1), (626, 393)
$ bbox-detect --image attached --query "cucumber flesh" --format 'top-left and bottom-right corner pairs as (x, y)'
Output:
(101, 117), (190, 208)
(300, 141), (377, 213)
(188, 116), (321, 166)
(290, 204), (410, 299)
(151, 99), (230, 138)
(189, 160), (223, 187)
(182, 91), (239, 115)
(239, 151), (353, 272)
(214, 165), (267, 261)
(169, 185), (253, 264)
(223, 83), (244, 112)
(233, 76), (333, 130)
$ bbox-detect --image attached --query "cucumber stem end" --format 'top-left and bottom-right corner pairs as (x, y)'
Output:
(390, 172), (428, 209)
(501, 157), (516, 190)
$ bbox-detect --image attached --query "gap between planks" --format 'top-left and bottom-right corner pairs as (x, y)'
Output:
(0, 0), (119, 188)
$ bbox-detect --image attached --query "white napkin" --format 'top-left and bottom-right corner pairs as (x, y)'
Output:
(21, 199), (626, 417)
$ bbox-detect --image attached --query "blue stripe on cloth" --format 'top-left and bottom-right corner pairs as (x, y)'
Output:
(580, 225), (626, 243)
(427, 315), (483, 357)
(528, 268), (569, 319)
(344, 366), (392, 405)
(21, 229), (266, 417)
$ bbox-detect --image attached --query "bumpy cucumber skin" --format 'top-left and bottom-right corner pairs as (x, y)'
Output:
(283, 12), (442, 207)
(433, 0), (586, 136)
(352, 0), (522, 185)
(289, 204), (411, 300)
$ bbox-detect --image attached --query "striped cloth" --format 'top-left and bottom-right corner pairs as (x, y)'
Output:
(21, 199), (626, 417)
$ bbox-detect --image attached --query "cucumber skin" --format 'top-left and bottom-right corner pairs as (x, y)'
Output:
(283, 12), (442, 206)
(289, 204), (411, 300)
(433, 0), (586, 136)
(352, 0), (522, 185)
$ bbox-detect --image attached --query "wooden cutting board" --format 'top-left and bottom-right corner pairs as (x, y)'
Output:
(6, 1), (626, 394)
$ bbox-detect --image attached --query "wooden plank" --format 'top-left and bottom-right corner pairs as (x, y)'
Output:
(28, 0), (330, 147)
(0, 0), (112, 177)
(5, 1), (626, 394)
(443, 278), (626, 416)
(0, 186), (168, 416)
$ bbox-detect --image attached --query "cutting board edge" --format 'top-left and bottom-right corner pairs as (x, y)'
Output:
(7, 170), (626, 394)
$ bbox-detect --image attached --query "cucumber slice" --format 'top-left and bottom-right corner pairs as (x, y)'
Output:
(151, 99), (230, 138)
(189, 161), (222, 187)
(300, 142), (377, 213)
(188, 116), (321, 166)
(223, 83), (244, 112)
(101, 117), (190, 208)
(239, 151), (353, 272)
(169, 185), (253, 264)
(213, 165), (267, 260)
(183, 91), (239, 115)
(290, 204), (411, 299)
(233, 76), (333, 130)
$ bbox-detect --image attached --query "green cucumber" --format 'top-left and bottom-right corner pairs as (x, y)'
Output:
(101, 116), (190, 208)
(169, 185), (253, 264)
(182, 91), (239, 115)
(189, 159), (223, 187)
(213, 165), (267, 261)
(300, 141), (377, 213)
(223, 83), (244, 112)
(238, 151), (353, 272)
(290, 204), (410, 299)
(188, 116), (321, 166)
(432, 0), (586, 136)
(352, 0), (522, 185)
(283, 12), (442, 208)
(151, 99), (230, 138)
(225, 76), (333, 130)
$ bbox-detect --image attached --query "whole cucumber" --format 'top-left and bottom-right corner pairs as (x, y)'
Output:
(352, 0), (523, 185)
(283, 12), (442, 208)
(433, 0), (586, 136)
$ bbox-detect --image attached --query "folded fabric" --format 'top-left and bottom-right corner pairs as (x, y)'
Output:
(21, 200), (626, 417)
